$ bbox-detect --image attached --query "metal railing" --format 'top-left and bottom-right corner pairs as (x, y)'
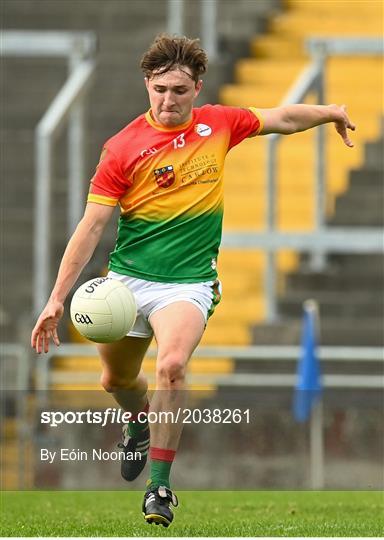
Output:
(223, 37), (383, 323)
(1, 31), (97, 317)
(34, 343), (384, 390)
(167, 0), (218, 60)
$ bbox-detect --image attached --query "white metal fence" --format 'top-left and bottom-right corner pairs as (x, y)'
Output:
(1, 30), (97, 317)
(167, 0), (218, 60)
(29, 343), (384, 390)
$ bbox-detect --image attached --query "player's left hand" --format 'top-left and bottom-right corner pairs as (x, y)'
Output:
(332, 104), (356, 147)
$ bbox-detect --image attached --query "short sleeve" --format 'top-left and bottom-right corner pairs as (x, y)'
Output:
(223, 106), (264, 150)
(87, 147), (132, 206)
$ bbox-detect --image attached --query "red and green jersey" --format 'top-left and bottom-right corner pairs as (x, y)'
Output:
(88, 104), (263, 282)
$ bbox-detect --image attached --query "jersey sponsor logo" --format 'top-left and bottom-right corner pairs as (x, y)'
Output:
(154, 165), (175, 188)
(195, 123), (212, 137)
(74, 313), (93, 325)
(140, 147), (158, 157)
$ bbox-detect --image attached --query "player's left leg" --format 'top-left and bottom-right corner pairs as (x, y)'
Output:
(142, 301), (206, 526)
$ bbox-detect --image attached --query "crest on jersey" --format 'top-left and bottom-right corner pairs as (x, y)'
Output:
(154, 165), (175, 188)
(195, 123), (212, 137)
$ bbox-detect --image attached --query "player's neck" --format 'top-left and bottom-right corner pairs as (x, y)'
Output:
(147, 109), (194, 131)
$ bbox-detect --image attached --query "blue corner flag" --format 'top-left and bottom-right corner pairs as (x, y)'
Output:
(293, 300), (323, 422)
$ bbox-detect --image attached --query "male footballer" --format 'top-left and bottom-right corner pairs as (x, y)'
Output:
(32, 34), (355, 527)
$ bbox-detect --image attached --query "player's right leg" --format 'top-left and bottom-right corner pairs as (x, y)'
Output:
(97, 335), (153, 481)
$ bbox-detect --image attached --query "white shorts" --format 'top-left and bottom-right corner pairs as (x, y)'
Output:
(108, 271), (222, 338)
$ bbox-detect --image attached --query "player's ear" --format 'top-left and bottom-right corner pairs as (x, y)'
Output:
(194, 79), (203, 97)
(144, 77), (150, 91)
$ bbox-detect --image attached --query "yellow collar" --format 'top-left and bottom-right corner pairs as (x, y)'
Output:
(145, 109), (194, 132)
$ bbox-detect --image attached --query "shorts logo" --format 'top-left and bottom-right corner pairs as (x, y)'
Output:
(195, 123), (212, 137)
(74, 313), (93, 325)
(154, 165), (175, 188)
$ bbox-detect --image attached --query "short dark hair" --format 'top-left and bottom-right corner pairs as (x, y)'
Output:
(140, 34), (208, 84)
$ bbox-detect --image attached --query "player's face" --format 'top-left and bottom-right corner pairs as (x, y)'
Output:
(145, 67), (202, 127)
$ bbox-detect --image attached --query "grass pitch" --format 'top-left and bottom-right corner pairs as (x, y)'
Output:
(1, 490), (383, 537)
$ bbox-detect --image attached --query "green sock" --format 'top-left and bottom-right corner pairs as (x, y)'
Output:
(148, 448), (176, 489)
(148, 460), (172, 489)
(128, 418), (148, 437)
(127, 403), (149, 438)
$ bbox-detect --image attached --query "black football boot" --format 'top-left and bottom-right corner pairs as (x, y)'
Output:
(117, 424), (150, 481)
(142, 485), (178, 527)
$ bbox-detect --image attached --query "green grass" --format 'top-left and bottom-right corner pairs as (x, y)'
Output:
(1, 490), (383, 537)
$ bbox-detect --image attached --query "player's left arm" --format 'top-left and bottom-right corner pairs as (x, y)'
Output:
(258, 104), (356, 147)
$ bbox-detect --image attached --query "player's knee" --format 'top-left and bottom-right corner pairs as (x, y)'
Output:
(157, 354), (186, 386)
(100, 371), (140, 393)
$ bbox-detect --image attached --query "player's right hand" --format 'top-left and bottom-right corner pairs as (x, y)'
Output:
(31, 300), (64, 354)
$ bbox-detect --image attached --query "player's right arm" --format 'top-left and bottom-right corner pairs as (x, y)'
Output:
(31, 202), (115, 354)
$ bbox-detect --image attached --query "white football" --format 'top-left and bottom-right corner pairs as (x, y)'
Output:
(70, 277), (137, 343)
